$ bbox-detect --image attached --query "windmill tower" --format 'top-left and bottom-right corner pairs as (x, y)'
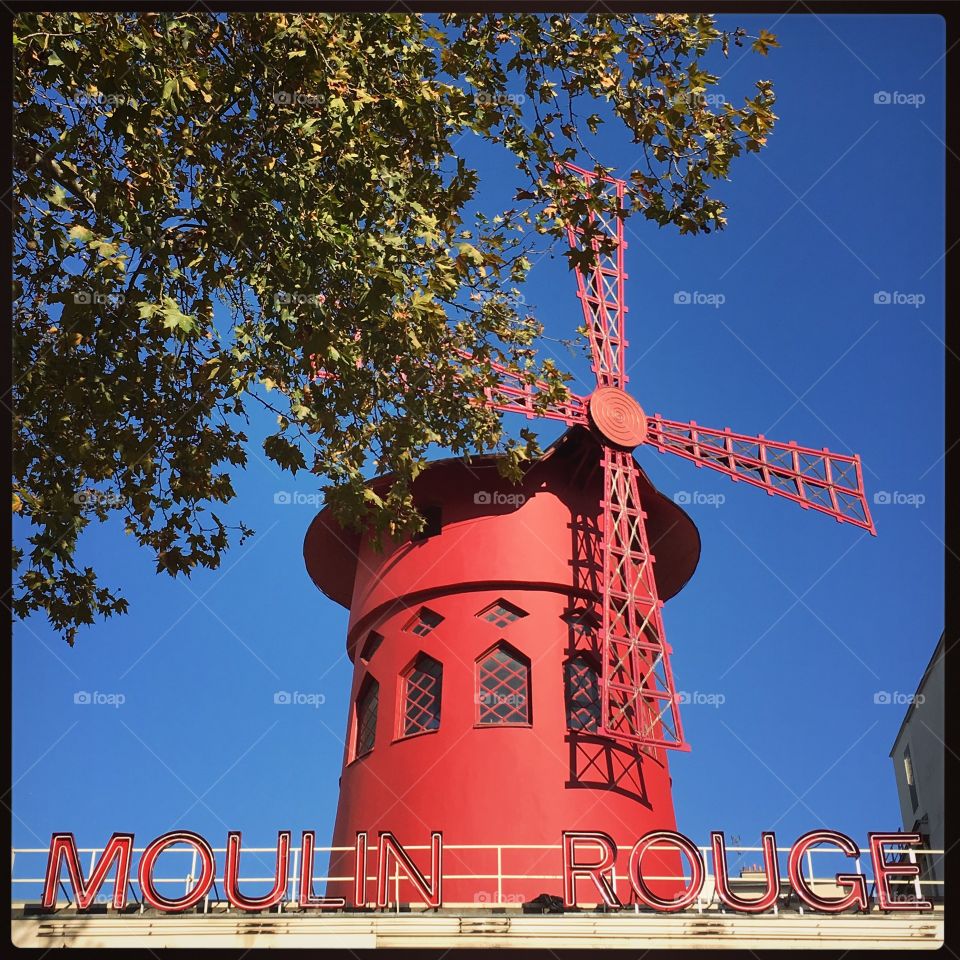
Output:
(304, 163), (875, 907)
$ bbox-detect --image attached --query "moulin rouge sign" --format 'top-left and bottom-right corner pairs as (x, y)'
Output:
(42, 828), (932, 914)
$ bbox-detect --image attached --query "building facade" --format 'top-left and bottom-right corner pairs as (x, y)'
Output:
(889, 632), (945, 899)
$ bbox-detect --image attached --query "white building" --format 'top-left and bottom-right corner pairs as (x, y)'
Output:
(889, 632), (944, 899)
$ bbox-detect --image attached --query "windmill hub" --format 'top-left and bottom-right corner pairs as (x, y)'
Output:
(588, 386), (648, 449)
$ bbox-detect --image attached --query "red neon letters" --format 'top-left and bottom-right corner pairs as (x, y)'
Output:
(41, 828), (934, 913)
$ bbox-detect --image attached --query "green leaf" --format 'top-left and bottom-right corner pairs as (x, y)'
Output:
(68, 224), (94, 243)
(263, 434), (307, 473)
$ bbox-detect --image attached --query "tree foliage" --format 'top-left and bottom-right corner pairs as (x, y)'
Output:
(12, 12), (778, 644)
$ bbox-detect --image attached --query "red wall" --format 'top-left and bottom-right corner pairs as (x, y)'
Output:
(305, 432), (700, 906)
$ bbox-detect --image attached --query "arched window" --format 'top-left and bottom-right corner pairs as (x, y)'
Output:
(565, 655), (601, 731)
(477, 643), (530, 725)
(353, 677), (379, 759)
(400, 654), (443, 737)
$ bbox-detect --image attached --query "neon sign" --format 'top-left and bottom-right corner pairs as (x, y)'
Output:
(41, 829), (931, 913)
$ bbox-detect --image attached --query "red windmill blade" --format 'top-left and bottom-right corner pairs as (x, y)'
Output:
(478, 160), (875, 752)
(644, 416), (875, 532)
(452, 349), (589, 425)
(562, 161), (629, 389)
(557, 162), (686, 750)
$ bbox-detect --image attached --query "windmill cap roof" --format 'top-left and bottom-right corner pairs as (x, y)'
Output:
(304, 425), (701, 610)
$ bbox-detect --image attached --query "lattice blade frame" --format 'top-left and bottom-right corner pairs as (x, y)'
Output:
(561, 162), (629, 390)
(311, 349), (587, 428)
(645, 416), (876, 534)
(453, 349), (588, 426)
(598, 448), (688, 751)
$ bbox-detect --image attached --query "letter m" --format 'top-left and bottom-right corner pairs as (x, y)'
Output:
(42, 833), (134, 909)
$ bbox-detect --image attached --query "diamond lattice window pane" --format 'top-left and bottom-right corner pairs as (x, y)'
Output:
(478, 599), (528, 630)
(403, 656), (443, 736)
(565, 657), (600, 731)
(477, 646), (530, 724)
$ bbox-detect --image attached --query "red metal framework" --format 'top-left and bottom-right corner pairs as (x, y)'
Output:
(464, 162), (875, 750)
(311, 161), (876, 753)
(599, 447), (686, 749)
(645, 417), (874, 531)
(564, 162), (629, 389)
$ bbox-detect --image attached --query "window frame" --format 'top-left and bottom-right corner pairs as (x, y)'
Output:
(564, 653), (602, 732)
(474, 640), (533, 728)
(477, 598), (529, 630)
(396, 652), (444, 741)
(350, 674), (380, 763)
(403, 606), (444, 638)
(903, 744), (920, 811)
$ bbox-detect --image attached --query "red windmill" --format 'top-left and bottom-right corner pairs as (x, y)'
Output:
(305, 162), (875, 907)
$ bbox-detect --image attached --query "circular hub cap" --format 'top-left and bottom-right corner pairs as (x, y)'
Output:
(588, 386), (648, 448)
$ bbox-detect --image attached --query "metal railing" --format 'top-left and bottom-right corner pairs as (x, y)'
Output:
(10, 841), (944, 912)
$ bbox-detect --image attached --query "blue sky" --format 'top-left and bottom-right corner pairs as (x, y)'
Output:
(13, 14), (945, 893)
